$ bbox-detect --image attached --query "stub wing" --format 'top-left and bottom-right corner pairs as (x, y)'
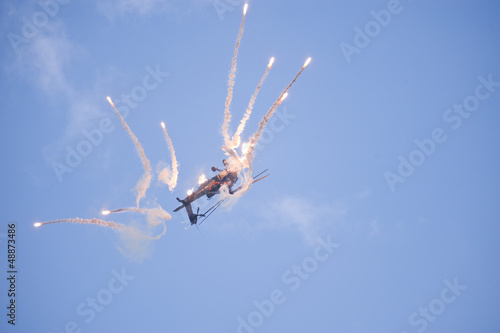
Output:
(173, 204), (184, 213)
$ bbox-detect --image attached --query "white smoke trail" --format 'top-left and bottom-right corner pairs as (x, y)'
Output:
(102, 207), (145, 215)
(245, 58), (311, 167)
(143, 206), (169, 241)
(157, 163), (172, 184)
(34, 212), (169, 240)
(223, 58), (311, 199)
(221, 4), (248, 148)
(34, 217), (129, 232)
(160, 122), (178, 191)
(102, 206), (171, 228)
(102, 204), (169, 227)
(230, 57), (275, 150)
(107, 97), (152, 207)
(35, 204), (171, 262)
(239, 94), (286, 188)
(117, 221), (166, 262)
(114, 205), (169, 261)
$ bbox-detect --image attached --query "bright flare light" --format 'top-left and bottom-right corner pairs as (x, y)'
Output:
(161, 122), (165, 129)
(243, 3), (248, 15)
(101, 210), (111, 215)
(34, 222), (42, 227)
(278, 92), (289, 105)
(198, 174), (208, 184)
(242, 142), (251, 155)
(268, 57), (275, 68)
(303, 57), (312, 68)
(187, 189), (194, 196)
(106, 96), (115, 107)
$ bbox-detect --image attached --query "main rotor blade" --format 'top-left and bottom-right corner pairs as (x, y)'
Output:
(252, 168), (268, 180)
(198, 199), (226, 226)
(252, 174), (269, 184)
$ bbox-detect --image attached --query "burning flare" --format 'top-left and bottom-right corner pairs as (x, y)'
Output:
(198, 174), (208, 184)
(279, 92), (289, 105)
(303, 57), (312, 68)
(268, 57), (275, 68)
(242, 142), (251, 155)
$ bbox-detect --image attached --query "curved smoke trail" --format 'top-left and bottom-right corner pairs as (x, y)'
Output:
(107, 97), (152, 207)
(102, 206), (171, 227)
(246, 58), (311, 165)
(221, 4), (248, 148)
(230, 57), (274, 150)
(36, 205), (171, 239)
(160, 122), (178, 191)
(34, 217), (129, 232)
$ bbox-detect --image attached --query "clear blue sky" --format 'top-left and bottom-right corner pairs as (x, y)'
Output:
(1, 0), (499, 332)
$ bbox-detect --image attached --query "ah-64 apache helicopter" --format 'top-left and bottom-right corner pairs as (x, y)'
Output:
(174, 159), (268, 226)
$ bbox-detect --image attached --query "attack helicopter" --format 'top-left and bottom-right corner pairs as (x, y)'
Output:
(174, 159), (268, 226)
